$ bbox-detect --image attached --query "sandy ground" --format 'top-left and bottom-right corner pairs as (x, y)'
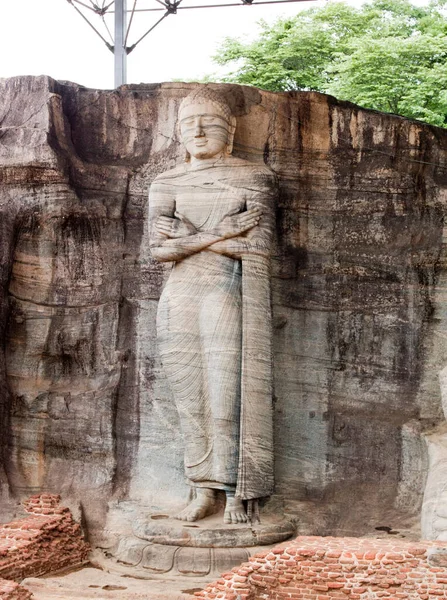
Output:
(22, 566), (207, 600)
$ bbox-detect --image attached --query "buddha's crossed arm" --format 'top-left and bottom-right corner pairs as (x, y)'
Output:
(149, 179), (262, 263)
(208, 170), (276, 259)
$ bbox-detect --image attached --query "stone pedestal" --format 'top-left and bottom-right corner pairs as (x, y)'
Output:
(101, 502), (296, 577)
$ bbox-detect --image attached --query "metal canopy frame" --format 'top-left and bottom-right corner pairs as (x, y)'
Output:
(66, 0), (311, 88)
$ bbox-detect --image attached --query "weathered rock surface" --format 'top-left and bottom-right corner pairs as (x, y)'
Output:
(1, 76), (447, 542)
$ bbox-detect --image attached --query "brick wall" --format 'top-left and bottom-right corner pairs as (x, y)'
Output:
(0, 494), (90, 585)
(196, 536), (447, 600)
(0, 577), (32, 600)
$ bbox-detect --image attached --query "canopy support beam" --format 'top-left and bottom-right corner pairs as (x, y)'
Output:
(114, 0), (127, 87)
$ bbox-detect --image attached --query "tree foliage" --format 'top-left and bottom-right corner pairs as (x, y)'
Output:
(211, 0), (447, 127)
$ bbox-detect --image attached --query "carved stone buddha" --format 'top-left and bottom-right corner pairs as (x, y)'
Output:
(149, 87), (276, 524)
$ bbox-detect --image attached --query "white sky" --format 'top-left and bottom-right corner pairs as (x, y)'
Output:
(0, 0), (329, 89)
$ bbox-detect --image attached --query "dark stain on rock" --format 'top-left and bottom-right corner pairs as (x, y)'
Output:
(59, 213), (102, 281)
(263, 140), (270, 164)
(112, 298), (140, 497)
(17, 209), (41, 237)
(60, 213), (100, 246)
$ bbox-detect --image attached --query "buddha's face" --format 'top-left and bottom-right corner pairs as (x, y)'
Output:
(179, 101), (232, 160)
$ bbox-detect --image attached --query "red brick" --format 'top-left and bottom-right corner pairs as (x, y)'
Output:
(385, 554), (404, 562)
(0, 576), (33, 599)
(196, 536), (447, 600)
(407, 548), (426, 556)
(327, 584), (345, 590)
(0, 494), (89, 585)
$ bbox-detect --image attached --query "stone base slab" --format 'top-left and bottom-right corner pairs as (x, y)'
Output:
(101, 501), (296, 577)
(133, 511), (296, 548)
(96, 544), (256, 578)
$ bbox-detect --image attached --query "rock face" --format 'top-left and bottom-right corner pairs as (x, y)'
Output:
(1, 76), (447, 541)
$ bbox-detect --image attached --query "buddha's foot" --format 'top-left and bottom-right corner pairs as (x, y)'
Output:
(175, 489), (217, 522)
(224, 496), (248, 524)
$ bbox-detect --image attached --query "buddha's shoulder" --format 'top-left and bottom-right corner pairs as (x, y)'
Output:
(217, 156), (274, 175)
(151, 164), (188, 184)
(151, 158), (275, 184)
(221, 157), (276, 183)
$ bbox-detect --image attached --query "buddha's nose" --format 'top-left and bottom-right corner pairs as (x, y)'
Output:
(195, 118), (205, 137)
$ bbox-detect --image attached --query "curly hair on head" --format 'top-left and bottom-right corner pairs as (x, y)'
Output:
(179, 87), (233, 122)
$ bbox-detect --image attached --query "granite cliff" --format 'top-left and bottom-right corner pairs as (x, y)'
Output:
(1, 76), (447, 542)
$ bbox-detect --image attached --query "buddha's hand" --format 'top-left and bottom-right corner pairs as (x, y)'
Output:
(155, 212), (197, 238)
(212, 207), (262, 240)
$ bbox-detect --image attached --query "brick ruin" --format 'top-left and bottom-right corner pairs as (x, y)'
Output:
(0, 494), (90, 599)
(196, 536), (447, 600)
(0, 579), (32, 600)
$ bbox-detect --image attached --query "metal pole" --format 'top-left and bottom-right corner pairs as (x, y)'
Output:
(114, 0), (127, 87)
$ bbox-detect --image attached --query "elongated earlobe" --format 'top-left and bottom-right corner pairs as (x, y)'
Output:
(226, 117), (237, 155)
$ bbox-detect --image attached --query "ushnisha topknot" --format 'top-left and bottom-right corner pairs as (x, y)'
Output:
(179, 87), (233, 122)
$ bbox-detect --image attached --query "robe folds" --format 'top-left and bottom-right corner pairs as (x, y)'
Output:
(149, 156), (276, 500)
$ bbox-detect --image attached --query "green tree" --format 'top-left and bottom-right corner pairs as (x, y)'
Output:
(211, 0), (447, 127)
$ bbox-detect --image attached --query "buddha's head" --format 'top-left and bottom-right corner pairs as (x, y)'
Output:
(178, 87), (236, 161)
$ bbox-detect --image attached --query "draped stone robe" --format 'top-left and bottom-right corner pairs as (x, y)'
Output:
(149, 156), (276, 500)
